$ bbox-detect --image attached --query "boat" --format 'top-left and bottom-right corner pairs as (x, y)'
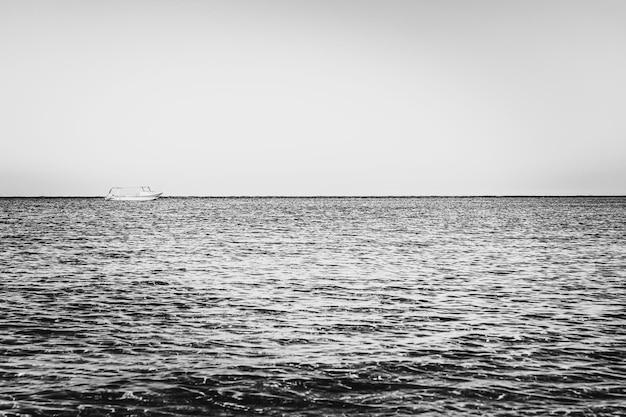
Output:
(105, 186), (162, 201)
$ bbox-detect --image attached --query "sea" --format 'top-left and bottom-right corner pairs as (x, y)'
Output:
(1, 197), (625, 416)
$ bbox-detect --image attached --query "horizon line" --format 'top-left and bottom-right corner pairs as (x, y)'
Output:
(1, 195), (625, 198)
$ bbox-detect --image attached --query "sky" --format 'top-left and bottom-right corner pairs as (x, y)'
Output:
(1, 0), (625, 196)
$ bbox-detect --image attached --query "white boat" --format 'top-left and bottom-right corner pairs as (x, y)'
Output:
(105, 186), (162, 201)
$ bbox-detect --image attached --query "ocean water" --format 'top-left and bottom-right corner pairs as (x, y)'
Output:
(1, 197), (625, 416)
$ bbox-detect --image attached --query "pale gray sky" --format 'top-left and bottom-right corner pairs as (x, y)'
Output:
(1, 0), (625, 196)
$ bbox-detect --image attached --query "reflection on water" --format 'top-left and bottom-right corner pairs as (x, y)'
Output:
(1, 197), (625, 416)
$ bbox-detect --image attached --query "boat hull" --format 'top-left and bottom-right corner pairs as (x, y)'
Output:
(105, 193), (162, 201)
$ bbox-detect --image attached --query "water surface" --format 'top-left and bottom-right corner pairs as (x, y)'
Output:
(1, 197), (625, 416)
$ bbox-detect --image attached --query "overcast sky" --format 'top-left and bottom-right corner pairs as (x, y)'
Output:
(1, 0), (625, 196)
